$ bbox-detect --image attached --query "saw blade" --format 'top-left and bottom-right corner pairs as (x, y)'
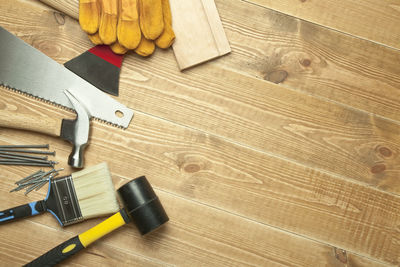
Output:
(0, 27), (134, 128)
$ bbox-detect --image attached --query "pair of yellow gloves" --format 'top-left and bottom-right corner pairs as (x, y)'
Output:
(79, 0), (175, 56)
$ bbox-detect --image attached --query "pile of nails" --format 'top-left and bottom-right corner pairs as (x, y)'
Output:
(0, 144), (57, 167)
(11, 168), (63, 195)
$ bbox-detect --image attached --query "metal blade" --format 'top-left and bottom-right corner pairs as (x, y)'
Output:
(0, 27), (133, 128)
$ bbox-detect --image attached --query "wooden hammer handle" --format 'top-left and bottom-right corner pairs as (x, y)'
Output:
(0, 110), (61, 137)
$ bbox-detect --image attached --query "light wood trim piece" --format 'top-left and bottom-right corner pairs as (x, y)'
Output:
(201, 0), (231, 55)
(40, 0), (231, 70)
(166, 0), (231, 69)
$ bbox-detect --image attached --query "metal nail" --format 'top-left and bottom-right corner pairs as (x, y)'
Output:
(25, 182), (46, 195)
(0, 158), (54, 165)
(24, 174), (48, 184)
(10, 185), (25, 192)
(0, 152), (48, 161)
(19, 171), (52, 186)
(34, 179), (49, 191)
(0, 144), (49, 149)
(0, 162), (53, 167)
(12, 178), (42, 191)
(42, 168), (63, 178)
(34, 174), (53, 191)
(0, 149), (55, 156)
(0, 162), (53, 168)
(19, 180), (43, 186)
(15, 170), (44, 184)
(11, 168), (63, 194)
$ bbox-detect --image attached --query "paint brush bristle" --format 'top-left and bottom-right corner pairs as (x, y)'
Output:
(72, 162), (119, 219)
(0, 163), (119, 226)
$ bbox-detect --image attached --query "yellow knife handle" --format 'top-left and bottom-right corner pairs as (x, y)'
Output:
(25, 210), (129, 267)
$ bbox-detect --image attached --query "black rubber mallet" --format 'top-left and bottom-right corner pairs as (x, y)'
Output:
(25, 176), (169, 267)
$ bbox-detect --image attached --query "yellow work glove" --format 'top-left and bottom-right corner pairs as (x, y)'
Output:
(79, 0), (175, 55)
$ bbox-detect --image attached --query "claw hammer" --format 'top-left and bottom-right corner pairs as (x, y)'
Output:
(0, 89), (90, 168)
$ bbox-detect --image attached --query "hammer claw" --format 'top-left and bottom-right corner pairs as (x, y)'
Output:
(61, 89), (91, 168)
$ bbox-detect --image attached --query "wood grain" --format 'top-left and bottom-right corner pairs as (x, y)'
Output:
(0, 220), (163, 267)
(0, 87), (62, 137)
(244, 0), (400, 50)
(0, 164), (390, 267)
(216, 0), (400, 122)
(34, 0), (400, 195)
(40, 0), (400, 123)
(169, 0), (231, 70)
(1, 0), (400, 266)
(0, 74), (399, 265)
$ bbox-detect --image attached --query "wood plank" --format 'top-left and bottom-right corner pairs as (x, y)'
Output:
(0, 78), (399, 265)
(244, 0), (400, 50)
(0, 220), (164, 267)
(40, 0), (400, 124)
(1, 0), (400, 265)
(40, 0), (231, 70)
(215, 0), (400, 122)
(34, 0), (400, 194)
(200, 0), (231, 55)
(169, 0), (231, 70)
(0, 169), (390, 267)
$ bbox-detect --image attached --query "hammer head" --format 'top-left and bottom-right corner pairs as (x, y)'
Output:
(117, 176), (169, 235)
(60, 89), (90, 168)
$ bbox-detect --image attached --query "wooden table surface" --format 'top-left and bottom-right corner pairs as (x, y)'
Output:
(0, 0), (400, 266)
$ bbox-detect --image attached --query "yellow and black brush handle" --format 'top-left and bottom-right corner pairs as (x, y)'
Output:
(25, 209), (130, 267)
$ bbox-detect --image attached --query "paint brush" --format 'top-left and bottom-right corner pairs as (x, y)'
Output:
(0, 162), (119, 226)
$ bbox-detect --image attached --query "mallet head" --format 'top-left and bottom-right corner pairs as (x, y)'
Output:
(117, 176), (169, 235)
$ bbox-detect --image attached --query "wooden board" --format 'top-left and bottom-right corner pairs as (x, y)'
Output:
(1, 0), (400, 266)
(245, 0), (400, 50)
(215, 0), (400, 122)
(39, 0), (400, 123)
(40, 0), (231, 70)
(0, 88), (392, 267)
(0, 187), (390, 267)
(169, 0), (231, 70)
(2, 83), (400, 264)
(38, 0), (400, 195)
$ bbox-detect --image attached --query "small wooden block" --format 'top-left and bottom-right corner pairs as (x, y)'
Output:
(169, 0), (231, 70)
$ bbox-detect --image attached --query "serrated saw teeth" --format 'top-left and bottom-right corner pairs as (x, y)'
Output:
(0, 84), (128, 129)
(0, 26), (134, 129)
(0, 83), (73, 112)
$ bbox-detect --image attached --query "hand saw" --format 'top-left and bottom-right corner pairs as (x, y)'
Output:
(0, 26), (134, 128)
